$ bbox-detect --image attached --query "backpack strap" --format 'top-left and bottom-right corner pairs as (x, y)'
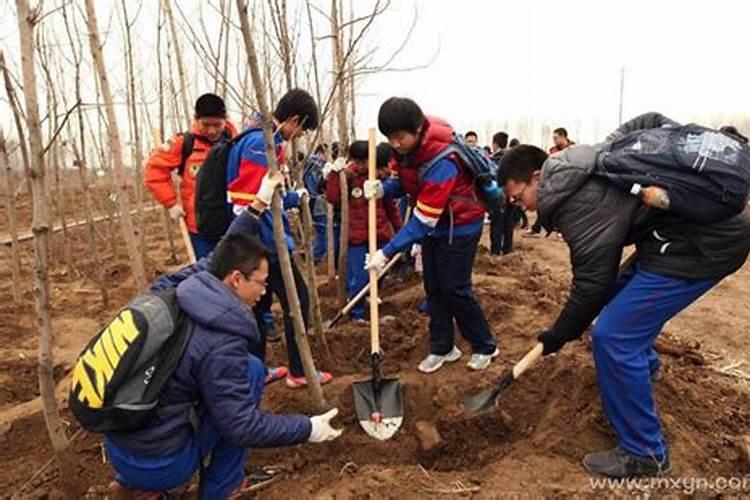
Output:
(178, 132), (194, 177)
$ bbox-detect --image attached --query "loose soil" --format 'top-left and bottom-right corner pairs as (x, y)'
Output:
(0, 193), (748, 498)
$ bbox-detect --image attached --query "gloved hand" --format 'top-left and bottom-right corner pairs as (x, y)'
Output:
(410, 243), (422, 258)
(364, 249), (388, 273)
(363, 180), (384, 200)
(256, 171), (285, 206)
(308, 408), (343, 443)
(168, 204), (185, 221)
(296, 187), (309, 200)
(322, 157), (346, 178)
(537, 329), (566, 356)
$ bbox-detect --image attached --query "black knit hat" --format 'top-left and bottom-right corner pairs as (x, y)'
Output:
(194, 93), (226, 118)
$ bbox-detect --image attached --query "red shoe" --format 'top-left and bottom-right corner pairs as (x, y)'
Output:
(285, 371), (333, 388)
(228, 467), (284, 498)
(264, 366), (288, 385)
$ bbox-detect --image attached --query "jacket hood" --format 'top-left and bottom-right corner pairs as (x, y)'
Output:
(176, 270), (259, 342)
(537, 144), (599, 222)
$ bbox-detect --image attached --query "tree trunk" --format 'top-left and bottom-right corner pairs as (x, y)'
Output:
(0, 131), (22, 304)
(52, 142), (75, 277)
(336, 170), (349, 305)
(71, 142), (109, 309)
(300, 195), (328, 351)
(236, 0), (327, 411)
(84, 0), (147, 290)
(326, 202), (335, 281)
(14, 1), (82, 496)
(0, 50), (32, 192)
(331, 0), (350, 149)
(162, 0), (192, 126)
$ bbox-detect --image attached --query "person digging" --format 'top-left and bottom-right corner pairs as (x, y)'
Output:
(496, 113), (750, 479)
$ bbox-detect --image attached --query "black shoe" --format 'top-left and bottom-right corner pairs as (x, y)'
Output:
(583, 446), (671, 478)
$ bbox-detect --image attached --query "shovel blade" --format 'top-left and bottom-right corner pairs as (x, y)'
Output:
(463, 370), (514, 417)
(352, 378), (403, 440)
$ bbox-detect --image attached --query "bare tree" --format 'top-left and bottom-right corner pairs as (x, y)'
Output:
(236, 0), (327, 410)
(0, 131), (22, 304)
(0, 51), (31, 192)
(84, 0), (148, 290)
(14, 0), (82, 495)
(162, 0), (192, 126)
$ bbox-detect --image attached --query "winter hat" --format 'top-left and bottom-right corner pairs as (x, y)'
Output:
(194, 93), (226, 118)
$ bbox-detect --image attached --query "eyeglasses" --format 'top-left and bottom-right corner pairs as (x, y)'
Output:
(240, 271), (267, 288)
(508, 183), (530, 205)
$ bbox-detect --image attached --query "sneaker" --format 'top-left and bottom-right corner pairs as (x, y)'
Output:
(352, 317), (368, 325)
(418, 346), (462, 373)
(264, 366), (288, 385)
(417, 300), (431, 316)
(467, 348), (500, 371)
(285, 371), (334, 388)
(583, 446), (671, 478)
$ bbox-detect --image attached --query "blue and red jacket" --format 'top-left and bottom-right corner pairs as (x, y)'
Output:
(225, 125), (300, 258)
(381, 116), (485, 257)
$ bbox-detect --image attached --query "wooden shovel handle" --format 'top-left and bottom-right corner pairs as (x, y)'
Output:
(178, 217), (197, 264)
(511, 343), (544, 379)
(368, 129), (379, 355)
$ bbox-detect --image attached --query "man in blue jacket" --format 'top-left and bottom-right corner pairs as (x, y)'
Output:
(105, 174), (342, 499)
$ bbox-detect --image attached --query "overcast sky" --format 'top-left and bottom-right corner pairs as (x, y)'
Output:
(1, 0), (749, 150)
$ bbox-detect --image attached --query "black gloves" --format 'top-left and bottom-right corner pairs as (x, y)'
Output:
(537, 329), (567, 356)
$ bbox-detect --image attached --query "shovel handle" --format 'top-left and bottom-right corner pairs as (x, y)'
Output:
(179, 217), (197, 264)
(511, 343), (544, 380)
(368, 129), (380, 355)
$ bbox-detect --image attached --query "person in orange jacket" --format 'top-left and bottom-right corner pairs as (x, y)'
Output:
(145, 93), (238, 259)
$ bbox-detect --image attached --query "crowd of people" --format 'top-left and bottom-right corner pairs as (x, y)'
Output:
(87, 89), (750, 498)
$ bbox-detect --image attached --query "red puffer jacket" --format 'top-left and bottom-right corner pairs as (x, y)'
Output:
(394, 116), (485, 227)
(326, 164), (402, 245)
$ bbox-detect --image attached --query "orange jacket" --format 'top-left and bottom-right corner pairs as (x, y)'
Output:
(145, 120), (237, 233)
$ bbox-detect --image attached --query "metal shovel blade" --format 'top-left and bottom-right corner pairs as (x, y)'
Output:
(353, 377), (403, 440)
(463, 370), (514, 417)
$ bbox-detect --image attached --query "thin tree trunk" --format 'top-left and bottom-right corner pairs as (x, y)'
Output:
(300, 194), (327, 350)
(121, 0), (147, 266)
(331, 0), (349, 149)
(326, 202), (335, 280)
(336, 170), (349, 305)
(0, 131), (22, 304)
(0, 51), (32, 192)
(236, 0), (326, 411)
(52, 142), (75, 277)
(84, 0), (147, 290)
(71, 142), (109, 309)
(162, 0), (192, 126)
(14, 1), (81, 496)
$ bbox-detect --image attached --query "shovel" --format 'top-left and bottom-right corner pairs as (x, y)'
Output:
(352, 129), (403, 440)
(464, 343), (543, 417)
(324, 252), (402, 330)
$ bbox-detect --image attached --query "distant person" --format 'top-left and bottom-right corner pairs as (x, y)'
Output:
(488, 131), (515, 255)
(549, 127), (575, 154)
(302, 144), (331, 263)
(464, 130), (479, 147)
(509, 138), (520, 148)
(145, 93), (237, 259)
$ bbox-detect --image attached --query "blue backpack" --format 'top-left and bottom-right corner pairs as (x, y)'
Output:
(595, 123), (750, 223)
(419, 133), (504, 210)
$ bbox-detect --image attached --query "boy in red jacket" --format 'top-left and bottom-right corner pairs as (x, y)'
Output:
(326, 141), (402, 322)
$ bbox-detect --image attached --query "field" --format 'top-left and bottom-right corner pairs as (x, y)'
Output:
(1, 190), (749, 498)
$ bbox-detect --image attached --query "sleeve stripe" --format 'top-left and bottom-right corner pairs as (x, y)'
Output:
(416, 200), (443, 216)
(414, 208), (439, 227)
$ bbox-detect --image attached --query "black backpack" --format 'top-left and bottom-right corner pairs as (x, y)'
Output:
(69, 289), (194, 433)
(595, 123), (750, 223)
(418, 132), (504, 211)
(194, 128), (257, 237)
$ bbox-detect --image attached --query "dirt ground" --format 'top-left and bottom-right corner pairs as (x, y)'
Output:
(1, 193), (749, 499)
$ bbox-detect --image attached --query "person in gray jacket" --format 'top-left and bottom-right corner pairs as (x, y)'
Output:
(497, 113), (750, 478)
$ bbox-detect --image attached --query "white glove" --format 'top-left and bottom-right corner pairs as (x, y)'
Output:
(365, 249), (388, 273)
(410, 243), (422, 258)
(308, 408), (343, 443)
(256, 171), (285, 206)
(363, 180), (384, 200)
(296, 187), (309, 200)
(168, 204), (185, 221)
(322, 157), (346, 178)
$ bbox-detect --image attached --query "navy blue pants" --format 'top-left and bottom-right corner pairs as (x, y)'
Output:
(106, 355), (266, 499)
(346, 243), (384, 320)
(267, 258), (309, 377)
(422, 233), (496, 355)
(189, 232), (221, 260)
(313, 215), (340, 265)
(593, 265), (718, 460)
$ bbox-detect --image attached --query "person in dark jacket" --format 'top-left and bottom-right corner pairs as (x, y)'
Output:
(364, 97), (498, 373)
(106, 174), (342, 499)
(326, 141), (402, 322)
(497, 113), (750, 479)
(489, 131), (517, 256)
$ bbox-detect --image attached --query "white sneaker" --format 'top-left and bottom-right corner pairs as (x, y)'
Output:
(418, 346), (462, 373)
(467, 348), (500, 371)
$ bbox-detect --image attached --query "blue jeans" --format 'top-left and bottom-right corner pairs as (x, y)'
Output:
(189, 232), (221, 260)
(592, 266), (718, 460)
(105, 356), (267, 499)
(312, 214), (328, 263)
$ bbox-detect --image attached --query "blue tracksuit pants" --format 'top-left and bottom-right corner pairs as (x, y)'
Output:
(105, 356), (266, 499)
(592, 265), (718, 460)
